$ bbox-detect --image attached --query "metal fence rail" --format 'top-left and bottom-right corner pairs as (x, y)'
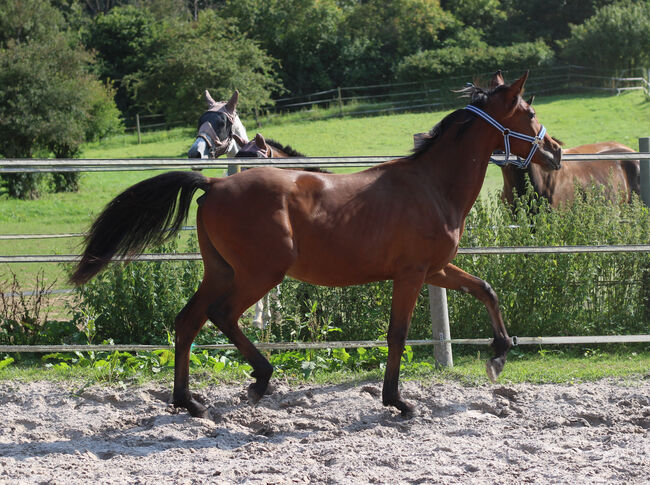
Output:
(3, 245), (650, 264)
(2, 334), (649, 354)
(1, 152), (648, 174)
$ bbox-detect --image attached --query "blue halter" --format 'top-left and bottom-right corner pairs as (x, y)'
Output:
(464, 104), (546, 169)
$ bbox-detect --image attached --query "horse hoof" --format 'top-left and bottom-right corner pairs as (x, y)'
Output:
(400, 401), (416, 419)
(247, 384), (264, 405)
(184, 398), (210, 419)
(485, 357), (505, 383)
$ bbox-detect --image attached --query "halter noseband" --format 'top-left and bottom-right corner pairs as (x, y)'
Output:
(464, 104), (546, 169)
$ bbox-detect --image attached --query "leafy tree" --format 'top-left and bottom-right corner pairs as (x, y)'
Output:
(127, 10), (282, 122)
(490, 0), (616, 45)
(84, 5), (163, 115)
(0, 0), (121, 198)
(560, 1), (650, 71)
(338, 0), (459, 86)
(222, 0), (345, 94)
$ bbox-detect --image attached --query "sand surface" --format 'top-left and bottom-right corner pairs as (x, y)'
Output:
(1, 378), (648, 484)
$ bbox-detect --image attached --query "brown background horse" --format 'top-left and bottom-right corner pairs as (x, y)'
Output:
(71, 72), (562, 419)
(500, 141), (639, 207)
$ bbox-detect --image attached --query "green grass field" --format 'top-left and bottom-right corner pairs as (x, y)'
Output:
(1, 90), (649, 290)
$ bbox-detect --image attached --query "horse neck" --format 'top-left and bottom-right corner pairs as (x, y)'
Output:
(415, 123), (499, 217)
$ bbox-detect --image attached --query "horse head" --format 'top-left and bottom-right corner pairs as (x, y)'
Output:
(235, 133), (272, 158)
(187, 90), (249, 159)
(479, 71), (562, 171)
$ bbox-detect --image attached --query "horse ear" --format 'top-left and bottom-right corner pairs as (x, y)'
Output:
(489, 70), (505, 89)
(225, 90), (239, 113)
(526, 95), (535, 106)
(232, 134), (247, 147)
(254, 133), (267, 149)
(508, 71), (529, 97)
(204, 90), (216, 108)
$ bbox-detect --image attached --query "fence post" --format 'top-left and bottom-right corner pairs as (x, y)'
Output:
(136, 114), (141, 145)
(414, 133), (453, 367)
(640, 137), (650, 207)
(227, 163), (240, 176)
(337, 87), (343, 117)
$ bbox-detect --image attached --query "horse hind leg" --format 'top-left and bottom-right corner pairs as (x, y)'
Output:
(427, 264), (511, 382)
(206, 272), (287, 405)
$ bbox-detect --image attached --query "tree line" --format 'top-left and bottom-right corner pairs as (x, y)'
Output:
(1, 0), (649, 198)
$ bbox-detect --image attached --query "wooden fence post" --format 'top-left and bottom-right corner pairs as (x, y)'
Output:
(640, 137), (650, 207)
(414, 133), (453, 367)
(337, 87), (343, 117)
(136, 114), (141, 145)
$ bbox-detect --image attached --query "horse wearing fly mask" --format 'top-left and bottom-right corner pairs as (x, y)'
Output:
(188, 90), (249, 159)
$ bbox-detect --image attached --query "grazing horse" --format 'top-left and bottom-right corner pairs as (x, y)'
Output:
(500, 142), (640, 207)
(70, 71), (562, 418)
(187, 90), (249, 159)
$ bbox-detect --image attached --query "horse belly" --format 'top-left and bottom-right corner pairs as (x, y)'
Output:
(285, 238), (392, 287)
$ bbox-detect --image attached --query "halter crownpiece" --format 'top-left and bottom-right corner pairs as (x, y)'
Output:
(464, 104), (546, 169)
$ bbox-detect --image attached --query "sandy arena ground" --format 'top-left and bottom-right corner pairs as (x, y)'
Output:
(0, 378), (648, 484)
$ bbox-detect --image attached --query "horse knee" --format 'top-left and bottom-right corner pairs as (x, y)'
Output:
(474, 280), (498, 307)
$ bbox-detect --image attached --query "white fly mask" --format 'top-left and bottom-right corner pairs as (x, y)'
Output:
(188, 90), (249, 159)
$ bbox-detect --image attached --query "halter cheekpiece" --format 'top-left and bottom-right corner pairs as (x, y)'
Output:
(464, 104), (546, 169)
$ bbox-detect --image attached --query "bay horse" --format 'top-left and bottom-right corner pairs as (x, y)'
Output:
(234, 133), (327, 328)
(71, 71), (562, 418)
(500, 141), (640, 207)
(187, 90), (249, 159)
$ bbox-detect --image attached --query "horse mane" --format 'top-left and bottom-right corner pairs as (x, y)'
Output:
(410, 83), (509, 160)
(265, 138), (305, 157)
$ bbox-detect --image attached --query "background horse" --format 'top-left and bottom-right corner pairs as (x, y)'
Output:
(71, 71), (562, 419)
(187, 90), (249, 159)
(500, 141), (640, 207)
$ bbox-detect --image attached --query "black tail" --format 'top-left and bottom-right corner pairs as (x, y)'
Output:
(71, 171), (210, 285)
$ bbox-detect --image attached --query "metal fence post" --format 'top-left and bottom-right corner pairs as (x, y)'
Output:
(414, 133), (453, 367)
(640, 137), (650, 206)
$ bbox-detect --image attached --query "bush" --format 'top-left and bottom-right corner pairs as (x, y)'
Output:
(50, 173), (81, 193)
(560, 1), (650, 71)
(73, 238), (202, 345)
(395, 40), (554, 82)
(0, 269), (59, 345)
(0, 173), (45, 200)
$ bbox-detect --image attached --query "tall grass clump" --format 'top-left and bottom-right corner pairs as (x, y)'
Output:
(448, 182), (649, 340)
(72, 237), (202, 344)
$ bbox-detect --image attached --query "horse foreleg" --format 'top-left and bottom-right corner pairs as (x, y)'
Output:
(383, 274), (426, 417)
(426, 263), (511, 382)
(173, 286), (211, 418)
